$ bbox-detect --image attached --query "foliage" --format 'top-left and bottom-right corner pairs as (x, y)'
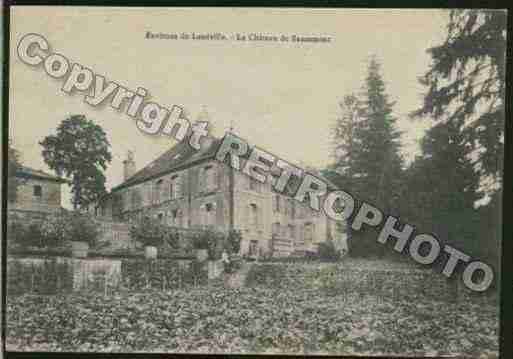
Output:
(191, 228), (225, 260)
(401, 10), (506, 268)
(121, 259), (207, 291)
(226, 230), (242, 254)
(164, 228), (181, 251)
(7, 258), (74, 295)
(347, 57), (403, 208)
(245, 264), (286, 288)
(7, 219), (46, 249)
(5, 283), (498, 355)
(8, 142), (22, 203)
(329, 94), (363, 190)
(317, 239), (341, 262)
(414, 10), (506, 189)
(40, 115), (112, 209)
(129, 216), (168, 247)
(399, 120), (490, 264)
(191, 230), (210, 250)
(40, 211), (101, 248)
(328, 57), (404, 258)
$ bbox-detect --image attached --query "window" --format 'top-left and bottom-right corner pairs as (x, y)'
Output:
(249, 203), (259, 229)
(284, 199), (293, 216)
(201, 166), (217, 192)
(304, 223), (315, 244)
(130, 189), (139, 209)
(273, 195), (281, 213)
(157, 212), (164, 222)
(155, 179), (164, 203)
(272, 222), (281, 237)
(249, 178), (259, 192)
(125, 190), (131, 210)
(203, 202), (216, 226)
(288, 224), (295, 239)
(33, 185), (42, 198)
(170, 175), (182, 200)
(297, 204), (305, 219)
(249, 240), (258, 256)
(142, 183), (152, 207)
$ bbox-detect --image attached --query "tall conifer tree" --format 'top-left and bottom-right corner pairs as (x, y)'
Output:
(327, 57), (404, 257)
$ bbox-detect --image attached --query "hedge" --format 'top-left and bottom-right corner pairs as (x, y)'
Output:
(244, 262), (494, 303)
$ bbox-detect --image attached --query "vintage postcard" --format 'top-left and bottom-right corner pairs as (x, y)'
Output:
(4, 6), (506, 357)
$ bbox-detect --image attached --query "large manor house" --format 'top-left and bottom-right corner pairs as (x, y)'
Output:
(8, 134), (348, 257)
(91, 136), (348, 257)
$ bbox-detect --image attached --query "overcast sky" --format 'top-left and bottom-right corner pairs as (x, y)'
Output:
(9, 7), (448, 208)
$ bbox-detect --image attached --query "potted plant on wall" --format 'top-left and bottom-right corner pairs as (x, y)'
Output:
(41, 211), (100, 258)
(129, 216), (165, 259)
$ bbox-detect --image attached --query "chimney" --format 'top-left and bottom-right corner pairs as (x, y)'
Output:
(123, 150), (136, 181)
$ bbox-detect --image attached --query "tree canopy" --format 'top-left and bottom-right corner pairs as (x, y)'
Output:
(40, 115), (112, 209)
(327, 57), (404, 257)
(414, 10), (506, 192)
(329, 57), (403, 210)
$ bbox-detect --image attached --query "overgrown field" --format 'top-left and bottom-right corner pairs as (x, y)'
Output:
(6, 286), (498, 356)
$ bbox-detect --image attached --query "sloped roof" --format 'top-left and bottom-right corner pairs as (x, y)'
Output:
(112, 134), (339, 192)
(112, 137), (221, 191)
(16, 166), (67, 183)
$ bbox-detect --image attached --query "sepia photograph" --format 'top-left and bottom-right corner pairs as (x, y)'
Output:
(3, 6), (507, 357)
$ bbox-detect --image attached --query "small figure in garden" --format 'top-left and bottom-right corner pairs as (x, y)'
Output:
(222, 249), (231, 273)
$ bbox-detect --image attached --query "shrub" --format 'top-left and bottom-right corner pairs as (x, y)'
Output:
(192, 230), (210, 250)
(226, 229), (242, 254)
(7, 220), (25, 247)
(41, 211), (100, 248)
(24, 223), (46, 248)
(7, 219), (41, 249)
(317, 239), (341, 262)
(129, 216), (167, 247)
(245, 264), (286, 288)
(192, 228), (225, 260)
(163, 227), (180, 250)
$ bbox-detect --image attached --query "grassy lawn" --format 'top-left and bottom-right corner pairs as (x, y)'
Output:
(5, 285), (499, 356)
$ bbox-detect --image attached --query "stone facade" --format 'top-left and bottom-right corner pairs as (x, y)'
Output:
(93, 139), (348, 256)
(8, 166), (66, 220)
